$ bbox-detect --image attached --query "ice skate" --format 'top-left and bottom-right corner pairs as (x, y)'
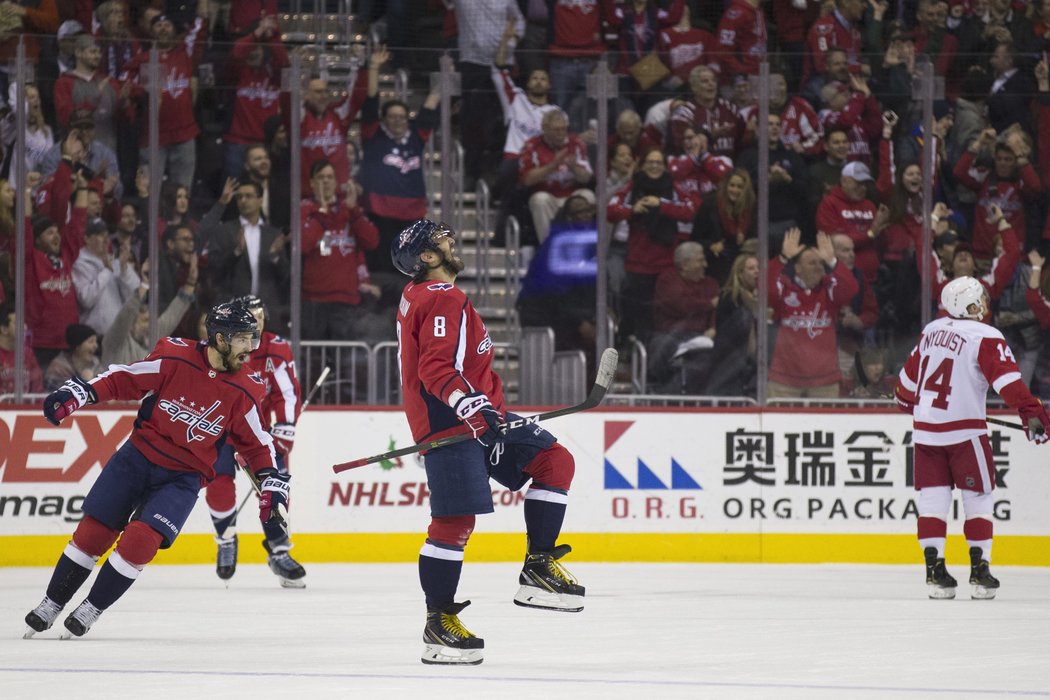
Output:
(264, 540), (306, 589)
(216, 534), (238, 582)
(60, 600), (103, 638)
(421, 600), (484, 665)
(924, 547), (957, 600)
(969, 547), (1000, 600)
(23, 597), (63, 639)
(514, 543), (585, 612)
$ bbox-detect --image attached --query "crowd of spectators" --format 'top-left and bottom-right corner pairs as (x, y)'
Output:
(2, 0), (1050, 404)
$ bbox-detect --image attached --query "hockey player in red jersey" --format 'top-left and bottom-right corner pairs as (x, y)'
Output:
(205, 295), (306, 587)
(896, 277), (1050, 600)
(24, 302), (289, 638)
(393, 219), (583, 666)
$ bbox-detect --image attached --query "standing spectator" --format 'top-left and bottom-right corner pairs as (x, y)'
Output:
(607, 148), (697, 342)
(801, 47), (852, 110)
(736, 114), (809, 239)
(73, 217), (140, 337)
(0, 0), (59, 73)
(544, 0), (609, 110)
(667, 127), (733, 203)
(770, 70), (823, 156)
(772, 0), (819, 83)
(802, 0), (864, 85)
(38, 111), (122, 214)
(159, 182), (197, 238)
(605, 0), (684, 112)
(808, 126), (850, 208)
(202, 178), (289, 313)
(657, 4), (719, 92)
(226, 144), (288, 232)
(454, 3), (525, 188)
(157, 225), (198, 310)
(222, 15), (288, 180)
(54, 34), (127, 156)
(228, 0), (278, 37)
(95, 1), (139, 80)
(296, 67), (367, 193)
(111, 202), (145, 265)
(360, 47), (440, 273)
(0, 301), (44, 394)
(705, 253), (759, 397)
(692, 169), (756, 284)
(1024, 249), (1050, 400)
(26, 165), (88, 367)
(669, 66), (744, 156)
(816, 161), (886, 285)
(952, 127), (1041, 257)
(44, 323), (101, 390)
(830, 233), (877, 377)
(23, 84), (55, 174)
(817, 75), (881, 164)
(301, 160), (380, 340)
(519, 109), (595, 245)
(768, 229), (860, 398)
(716, 0), (767, 80)
(121, 6), (208, 188)
(914, 0), (959, 86)
(987, 42), (1035, 136)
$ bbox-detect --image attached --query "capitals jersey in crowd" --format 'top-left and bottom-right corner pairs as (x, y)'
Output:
(898, 317), (1033, 446)
(249, 331), (301, 432)
(89, 337), (277, 479)
(396, 281), (503, 444)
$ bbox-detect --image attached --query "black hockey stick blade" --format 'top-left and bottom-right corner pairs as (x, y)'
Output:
(855, 352), (1027, 432)
(302, 365), (331, 410)
(333, 347), (620, 473)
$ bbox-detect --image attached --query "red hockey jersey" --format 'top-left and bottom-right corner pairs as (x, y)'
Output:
(89, 337), (277, 479)
(396, 280), (504, 444)
(250, 331), (301, 431)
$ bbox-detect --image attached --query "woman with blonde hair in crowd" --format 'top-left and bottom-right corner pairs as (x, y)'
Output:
(692, 168), (756, 285)
(705, 252), (759, 397)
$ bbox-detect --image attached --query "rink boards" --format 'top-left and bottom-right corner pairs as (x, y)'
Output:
(0, 407), (1048, 566)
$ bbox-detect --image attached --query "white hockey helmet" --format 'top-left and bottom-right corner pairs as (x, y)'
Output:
(941, 276), (986, 319)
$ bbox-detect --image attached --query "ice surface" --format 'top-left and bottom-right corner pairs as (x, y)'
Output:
(2, 563), (1049, 699)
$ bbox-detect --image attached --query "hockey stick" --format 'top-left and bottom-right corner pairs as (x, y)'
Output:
(332, 347), (620, 473)
(853, 351), (1027, 432)
(234, 366), (332, 517)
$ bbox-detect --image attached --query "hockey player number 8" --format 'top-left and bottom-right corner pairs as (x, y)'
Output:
(917, 356), (954, 410)
(433, 316), (446, 337)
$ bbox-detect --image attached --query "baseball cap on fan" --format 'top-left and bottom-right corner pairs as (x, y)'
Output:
(841, 161), (873, 182)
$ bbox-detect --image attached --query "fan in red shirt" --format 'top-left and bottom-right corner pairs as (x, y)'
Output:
(658, 5), (719, 90)
(669, 65), (744, 156)
(716, 0), (767, 79)
(802, 0), (864, 85)
(816, 161), (885, 285)
(0, 301), (45, 394)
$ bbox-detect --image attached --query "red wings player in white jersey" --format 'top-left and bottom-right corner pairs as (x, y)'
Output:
(24, 302), (291, 639)
(393, 219), (583, 666)
(896, 276), (1049, 600)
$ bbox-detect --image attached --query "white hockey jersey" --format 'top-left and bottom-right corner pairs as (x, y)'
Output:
(897, 316), (1024, 446)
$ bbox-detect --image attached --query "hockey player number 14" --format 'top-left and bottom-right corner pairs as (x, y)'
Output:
(916, 356), (954, 410)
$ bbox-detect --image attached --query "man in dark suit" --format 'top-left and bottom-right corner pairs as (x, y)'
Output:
(987, 41), (1035, 134)
(203, 179), (289, 315)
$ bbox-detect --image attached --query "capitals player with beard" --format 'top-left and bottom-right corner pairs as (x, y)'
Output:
(205, 295), (305, 587)
(23, 303), (288, 638)
(896, 277), (1050, 600)
(393, 219), (584, 666)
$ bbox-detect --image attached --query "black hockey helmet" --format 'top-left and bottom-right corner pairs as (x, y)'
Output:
(391, 218), (454, 277)
(232, 294), (267, 321)
(206, 301), (260, 349)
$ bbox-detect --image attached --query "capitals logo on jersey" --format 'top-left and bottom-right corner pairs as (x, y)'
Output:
(157, 396), (226, 443)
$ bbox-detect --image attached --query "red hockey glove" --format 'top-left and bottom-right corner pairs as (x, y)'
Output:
(257, 468), (291, 522)
(43, 377), (97, 426)
(271, 423), (296, 456)
(452, 391), (504, 447)
(1018, 403), (1050, 445)
(894, 386), (914, 415)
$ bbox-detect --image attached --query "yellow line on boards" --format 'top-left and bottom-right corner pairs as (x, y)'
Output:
(1, 533), (1048, 567)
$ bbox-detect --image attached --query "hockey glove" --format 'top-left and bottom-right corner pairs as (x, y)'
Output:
(43, 377), (98, 426)
(1018, 403), (1050, 445)
(452, 391), (504, 447)
(257, 468), (291, 522)
(271, 423), (296, 456)
(894, 386), (914, 415)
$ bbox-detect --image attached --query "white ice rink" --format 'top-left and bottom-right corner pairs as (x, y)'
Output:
(2, 562), (1049, 699)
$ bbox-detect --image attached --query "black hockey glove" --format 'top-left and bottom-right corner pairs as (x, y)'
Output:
(43, 377), (97, 426)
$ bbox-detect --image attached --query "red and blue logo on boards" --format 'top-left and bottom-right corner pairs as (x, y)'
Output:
(603, 421), (702, 490)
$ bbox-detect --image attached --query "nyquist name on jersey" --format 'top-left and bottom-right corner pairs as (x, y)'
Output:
(157, 398), (226, 443)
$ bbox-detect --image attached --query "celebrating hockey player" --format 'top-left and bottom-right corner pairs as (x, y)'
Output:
(24, 302), (289, 638)
(392, 218), (584, 666)
(896, 277), (1050, 600)
(205, 295), (306, 587)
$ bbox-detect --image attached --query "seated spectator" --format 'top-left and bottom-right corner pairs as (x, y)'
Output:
(768, 229), (859, 399)
(73, 217), (140, 337)
(846, 346), (896, 398)
(716, 0), (766, 80)
(44, 323), (101, 390)
(736, 115), (809, 241)
(201, 178), (289, 315)
(667, 127), (733, 203)
(112, 203), (146, 266)
(670, 66), (744, 156)
(360, 46), (440, 273)
(705, 252), (759, 397)
(519, 109), (595, 244)
(160, 181), (197, 238)
(301, 159), (380, 340)
(817, 75), (881, 164)
(808, 127), (851, 209)
(54, 33), (127, 157)
(608, 142), (637, 194)
(816, 161), (885, 285)
(952, 127), (1040, 258)
(801, 47), (852, 110)
(101, 259), (197, 368)
(0, 301), (44, 395)
(693, 168), (756, 285)
(607, 148), (697, 342)
(609, 110), (661, 161)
